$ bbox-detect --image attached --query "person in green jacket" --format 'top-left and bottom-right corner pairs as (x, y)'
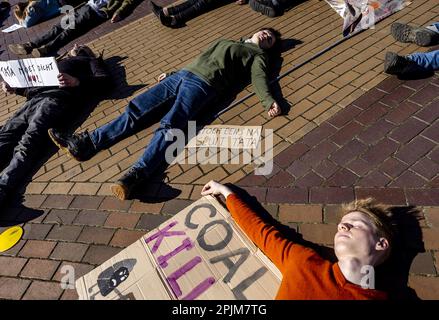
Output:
(47, 28), (282, 200)
(9, 0), (140, 57)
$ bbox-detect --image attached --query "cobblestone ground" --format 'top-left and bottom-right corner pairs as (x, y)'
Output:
(0, 0), (438, 299)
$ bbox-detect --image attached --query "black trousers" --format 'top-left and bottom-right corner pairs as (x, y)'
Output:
(167, 0), (215, 22)
(31, 5), (106, 53)
(0, 95), (71, 190)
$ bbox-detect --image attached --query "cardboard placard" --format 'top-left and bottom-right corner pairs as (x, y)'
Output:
(75, 196), (281, 300)
(187, 125), (262, 150)
(0, 57), (60, 88)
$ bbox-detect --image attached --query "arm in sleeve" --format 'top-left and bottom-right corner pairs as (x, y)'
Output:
(226, 193), (301, 273)
(114, 0), (140, 19)
(21, 6), (40, 27)
(250, 54), (275, 111)
(14, 88), (29, 97)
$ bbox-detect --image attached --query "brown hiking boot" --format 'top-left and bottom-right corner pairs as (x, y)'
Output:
(110, 168), (146, 200)
(31, 46), (51, 57)
(8, 42), (34, 55)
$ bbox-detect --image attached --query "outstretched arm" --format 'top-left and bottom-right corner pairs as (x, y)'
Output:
(201, 180), (300, 272)
(251, 55), (281, 117)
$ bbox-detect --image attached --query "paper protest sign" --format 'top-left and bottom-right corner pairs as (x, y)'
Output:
(2, 24), (24, 33)
(0, 57), (60, 88)
(75, 196), (281, 300)
(187, 125), (262, 150)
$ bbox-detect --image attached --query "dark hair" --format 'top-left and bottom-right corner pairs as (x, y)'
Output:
(259, 27), (282, 42)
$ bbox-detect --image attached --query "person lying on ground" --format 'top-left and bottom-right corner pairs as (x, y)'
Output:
(47, 28), (283, 201)
(8, 0), (140, 57)
(0, 44), (110, 206)
(150, 0), (247, 29)
(13, 0), (84, 28)
(201, 180), (395, 300)
(385, 22), (439, 75)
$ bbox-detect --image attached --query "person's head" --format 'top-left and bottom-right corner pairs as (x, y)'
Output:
(250, 28), (281, 50)
(68, 44), (96, 58)
(334, 198), (394, 267)
(13, 2), (29, 21)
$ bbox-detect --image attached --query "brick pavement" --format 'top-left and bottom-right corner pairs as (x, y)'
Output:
(0, 0), (439, 300)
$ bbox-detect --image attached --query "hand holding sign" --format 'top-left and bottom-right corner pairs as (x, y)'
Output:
(1, 81), (15, 94)
(201, 180), (233, 199)
(58, 73), (80, 87)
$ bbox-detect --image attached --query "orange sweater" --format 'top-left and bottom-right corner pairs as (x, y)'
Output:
(226, 193), (388, 300)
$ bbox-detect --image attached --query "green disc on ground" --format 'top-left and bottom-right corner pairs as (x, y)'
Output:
(0, 226), (23, 252)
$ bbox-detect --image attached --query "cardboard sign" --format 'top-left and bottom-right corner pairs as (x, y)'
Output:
(188, 125), (262, 150)
(0, 57), (60, 88)
(75, 196), (281, 300)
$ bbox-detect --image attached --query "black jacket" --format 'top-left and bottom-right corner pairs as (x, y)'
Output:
(16, 55), (110, 100)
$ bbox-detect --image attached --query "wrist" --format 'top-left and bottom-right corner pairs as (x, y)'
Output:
(222, 187), (233, 199)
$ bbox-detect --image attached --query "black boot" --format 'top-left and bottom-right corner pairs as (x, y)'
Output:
(249, 0), (278, 17)
(150, 1), (163, 18)
(48, 129), (97, 161)
(391, 22), (439, 46)
(384, 52), (423, 75)
(111, 167), (147, 200)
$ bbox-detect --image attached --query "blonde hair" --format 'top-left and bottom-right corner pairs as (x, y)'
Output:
(342, 198), (395, 246)
(14, 2), (29, 21)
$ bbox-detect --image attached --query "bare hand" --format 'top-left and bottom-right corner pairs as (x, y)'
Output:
(58, 73), (80, 87)
(268, 101), (281, 118)
(235, 0), (247, 4)
(157, 73), (168, 82)
(111, 13), (121, 23)
(1, 81), (15, 94)
(201, 180), (233, 198)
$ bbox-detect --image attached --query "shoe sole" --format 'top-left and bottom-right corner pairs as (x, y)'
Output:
(111, 183), (129, 201)
(414, 30), (437, 46)
(390, 22), (415, 43)
(249, 0), (276, 17)
(383, 52), (398, 74)
(8, 44), (30, 56)
(47, 129), (82, 162)
(31, 48), (42, 58)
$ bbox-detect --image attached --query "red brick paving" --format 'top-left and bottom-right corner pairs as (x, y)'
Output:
(1, 0), (177, 61)
(0, 0), (438, 301)
(238, 73), (439, 206)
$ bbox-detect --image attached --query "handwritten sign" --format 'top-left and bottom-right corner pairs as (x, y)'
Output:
(188, 125), (262, 150)
(75, 196), (281, 300)
(0, 57), (60, 88)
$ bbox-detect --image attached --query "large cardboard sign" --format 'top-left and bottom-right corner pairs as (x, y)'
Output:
(76, 196), (281, 300)
(0, 57), (60, 88)
(187, 125), (262, 150)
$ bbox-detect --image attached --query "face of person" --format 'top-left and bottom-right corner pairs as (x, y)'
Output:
(69, 44), (94, 57)
(334, 211), (384, 262)
(251, 30), (276, 50)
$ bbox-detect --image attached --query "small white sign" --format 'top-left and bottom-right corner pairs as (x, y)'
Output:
(0, 57), (60, 88)
(2, 24), (24, 33)
(188, 125), (263, 150)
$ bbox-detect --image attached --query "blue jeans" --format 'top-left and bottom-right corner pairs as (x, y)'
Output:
(407, 22), (439, 71)
(90, 70), (217, 177)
